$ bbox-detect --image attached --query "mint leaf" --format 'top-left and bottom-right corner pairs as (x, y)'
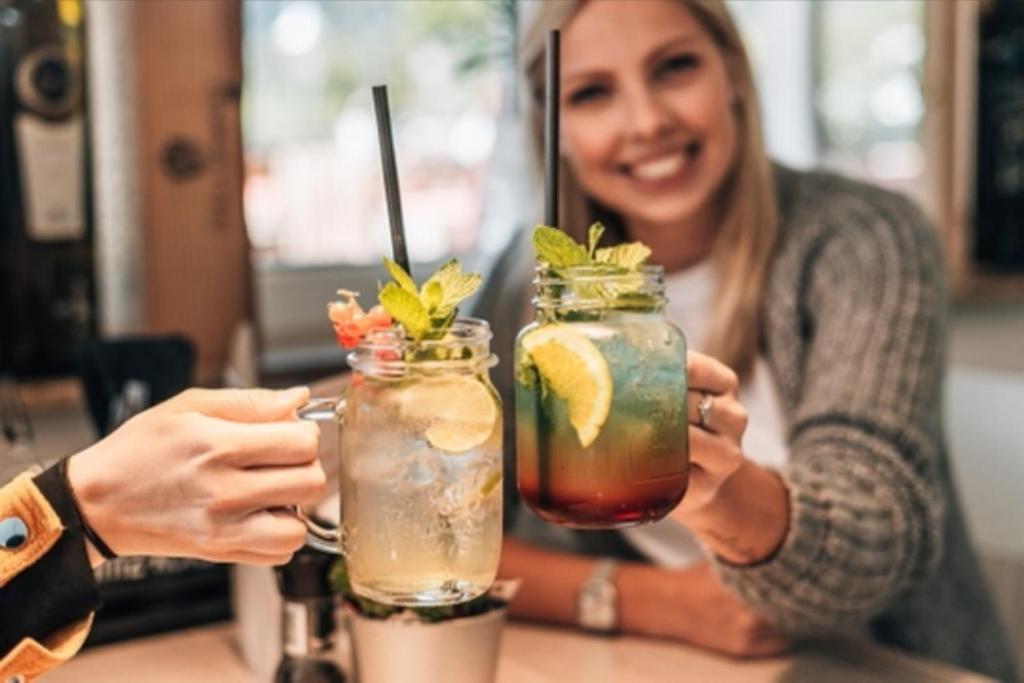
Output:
(531, 223), (653, 317)
(421, 280), (443, 312)
(534, 226), (588, 268)
(379, 282), (429, 339)
(587, 223), (604, 259)
(376, 257), (482, 341)
(382, 257), (417, 295)
(422, 258), (482, 314)
(595, 242), (651, 270)
(425, 309), (457, 341)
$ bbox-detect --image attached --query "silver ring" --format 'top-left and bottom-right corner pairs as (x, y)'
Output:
(697, 392), (713, 430)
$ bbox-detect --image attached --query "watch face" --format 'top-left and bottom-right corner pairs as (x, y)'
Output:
(579, 583), (617, 631)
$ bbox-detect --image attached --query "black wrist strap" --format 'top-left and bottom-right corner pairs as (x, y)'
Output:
(58, 455), (119, 560)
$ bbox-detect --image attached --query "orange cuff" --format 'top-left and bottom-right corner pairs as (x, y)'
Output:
(0, 613), (94, 681)
(0, 473), (63, 587)
(0, 472), (96, 679)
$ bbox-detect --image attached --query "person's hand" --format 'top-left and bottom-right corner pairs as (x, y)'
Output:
(66, 387), (325, 566)
(623, 562), (790, 657)
(672, 352), (790, 564)
(674, 351), (748, 515)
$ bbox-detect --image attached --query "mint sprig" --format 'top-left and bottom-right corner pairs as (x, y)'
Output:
(378, 257), (482, 341)
(595, 241), (651, 269)
(533, 223), (655, 313)
(533, 226), (588, 268)
(534, 223), (651, 273)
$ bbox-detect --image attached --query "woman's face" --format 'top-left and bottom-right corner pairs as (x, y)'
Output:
(560, 0), (738, 231)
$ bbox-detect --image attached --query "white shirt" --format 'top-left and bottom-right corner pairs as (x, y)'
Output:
(620, 261), (790, 567)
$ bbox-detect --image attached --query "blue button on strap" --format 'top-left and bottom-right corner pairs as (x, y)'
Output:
(0, 516), (29, 549)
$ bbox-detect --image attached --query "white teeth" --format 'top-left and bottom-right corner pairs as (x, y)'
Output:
(631, 154), (684, 181)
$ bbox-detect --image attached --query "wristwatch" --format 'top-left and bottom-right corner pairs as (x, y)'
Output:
(576, 559), (619, 633)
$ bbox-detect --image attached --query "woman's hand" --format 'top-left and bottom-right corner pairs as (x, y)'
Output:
(673, 352), (790, 565)
(500, 539), (789, 658)
(66, 387), (326, 566)
(620, 562), (790, 657)
(674, 351), (749, 515)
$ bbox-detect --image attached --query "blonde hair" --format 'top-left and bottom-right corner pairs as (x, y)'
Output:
(521, 0), (778, 381)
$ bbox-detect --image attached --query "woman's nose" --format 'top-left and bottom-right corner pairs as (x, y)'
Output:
(622, 85), (675, 142)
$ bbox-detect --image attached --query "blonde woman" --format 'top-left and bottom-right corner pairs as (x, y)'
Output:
(475, 1), (1015, 678)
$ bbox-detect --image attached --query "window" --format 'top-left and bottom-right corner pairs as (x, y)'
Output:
(241, 0), (520, 268)
(729, 0), (927, 201)
(814, 0), (926, 200)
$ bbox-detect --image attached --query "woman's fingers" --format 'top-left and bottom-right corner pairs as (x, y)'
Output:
(214, 508), (310, 558)
(212, 419), (321, 468)
(686, 390), (747, 442)
(687, 351), (739, 396)
(688, 426), (743, 478)
(171, 386), (311, 423)
(730, 626), (792, 658)
(220, 461), (328, 513)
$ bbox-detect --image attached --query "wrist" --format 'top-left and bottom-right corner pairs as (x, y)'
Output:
(688, 461), (790, 565)
(616, 563), (692, 640)
(66, 450), (121, 559)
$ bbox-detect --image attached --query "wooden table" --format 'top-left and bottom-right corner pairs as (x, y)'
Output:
(43, 621), (992, 682)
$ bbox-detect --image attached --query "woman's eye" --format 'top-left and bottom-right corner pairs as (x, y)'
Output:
(567, 84), (609, 106)
(655, 54), (699, 78)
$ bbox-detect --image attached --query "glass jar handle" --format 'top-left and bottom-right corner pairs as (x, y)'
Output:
(295, 397), (346, 555)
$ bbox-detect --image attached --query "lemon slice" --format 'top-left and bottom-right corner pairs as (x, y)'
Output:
(521, 325), (612, 447)
(395, 376), (499, 454)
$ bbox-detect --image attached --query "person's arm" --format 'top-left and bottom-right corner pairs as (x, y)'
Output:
(1, 386), (326, 679)
(0, 468), (101, 681)
(499, 538), (789, 657)
(703, 191), (947, 633)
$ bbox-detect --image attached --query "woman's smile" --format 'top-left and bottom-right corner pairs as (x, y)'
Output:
(561, 0), (736, 236)
(615, 140), (703, 191)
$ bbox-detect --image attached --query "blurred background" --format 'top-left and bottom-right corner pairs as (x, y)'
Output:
(0, 0), (1021, 669)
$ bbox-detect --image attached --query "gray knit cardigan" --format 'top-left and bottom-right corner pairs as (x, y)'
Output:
(473, 167), (1016, 681)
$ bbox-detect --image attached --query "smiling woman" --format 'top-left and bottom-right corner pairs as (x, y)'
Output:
(523, 0), (776, 382)
(477, 1), (1017, 680)
(559, 5), (738, 254)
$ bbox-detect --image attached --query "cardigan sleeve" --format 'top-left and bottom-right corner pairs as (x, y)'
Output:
(0, 466), (102, 679)
(712, 188), (947, 634)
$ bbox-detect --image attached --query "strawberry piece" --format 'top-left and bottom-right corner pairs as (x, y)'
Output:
(366, 305), (392, 329)
(327, 301), (355, 325)
(373, 347), (401, 362)
(352, 311), (371, 336)
(327, 290), (396, 350)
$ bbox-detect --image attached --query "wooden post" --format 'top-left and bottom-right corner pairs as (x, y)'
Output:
(133, 0), (252, 383)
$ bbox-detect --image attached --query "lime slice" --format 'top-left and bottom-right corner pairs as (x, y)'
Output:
(521, 325), (612, 447)
(395, 376), (499, 454)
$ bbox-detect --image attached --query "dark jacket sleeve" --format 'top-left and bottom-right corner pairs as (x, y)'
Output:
(0, 465), (102, 661)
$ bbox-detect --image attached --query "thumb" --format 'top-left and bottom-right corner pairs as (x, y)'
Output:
(172, 386), (310, 423)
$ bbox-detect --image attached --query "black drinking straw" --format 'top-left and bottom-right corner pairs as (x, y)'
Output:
(538, 30), (560, 509)
(372, 84), (412, 277)
(543, 30), (560, 227)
